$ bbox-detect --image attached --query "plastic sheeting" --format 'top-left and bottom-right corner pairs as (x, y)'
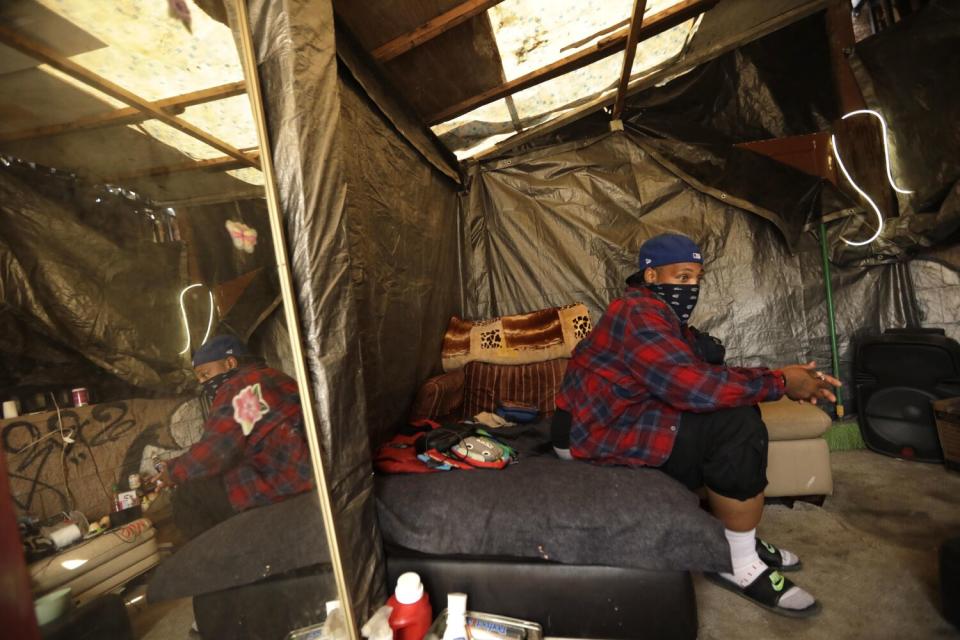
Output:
(842, 0), (960, 261)
(0, 162), (191, 393)
(334, 27), (461, 184)
(176, 198), (274, 285)
(849, 0), (960, 214)
(244, 0), (384, 621)
(463, 131), (919, 397)
(338, 74), (463, 450)
(623, 12), (838, 144)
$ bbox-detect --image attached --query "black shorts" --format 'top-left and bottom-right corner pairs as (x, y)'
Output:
(659, 406), (769, 501)
(172, 475), (236, 541)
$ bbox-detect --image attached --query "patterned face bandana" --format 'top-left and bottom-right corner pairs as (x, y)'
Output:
(647, 283), (700, 324)
(200, 369), (238, 412)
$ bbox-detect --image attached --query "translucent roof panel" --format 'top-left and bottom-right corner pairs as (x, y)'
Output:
(509, 53), (622, 120)
(25, 0), (258, 180)
(437, 10), (699, 159)
(34, 0), (244, 100)
(489, 0), (688, 80)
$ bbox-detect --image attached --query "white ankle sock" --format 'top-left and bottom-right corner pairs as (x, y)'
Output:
(720, 528), (766, 587)
(719, 528), (816, 611)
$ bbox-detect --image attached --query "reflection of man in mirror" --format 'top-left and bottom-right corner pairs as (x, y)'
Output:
(150, 335), (314, 540)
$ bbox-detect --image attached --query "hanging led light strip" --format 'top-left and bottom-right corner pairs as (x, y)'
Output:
(178, 284), (215, 355)
(840, 109), (913, 195)
(831, 134), (885, 246)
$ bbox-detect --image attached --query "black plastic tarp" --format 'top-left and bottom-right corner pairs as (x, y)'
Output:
(463, 131), (919, 396)
(849, 0), (960, 214)
(177, 198), (275, 286)
(339, 74), (462, 450)
(0, 163), (190, 394)
(244, 0), (385, 620)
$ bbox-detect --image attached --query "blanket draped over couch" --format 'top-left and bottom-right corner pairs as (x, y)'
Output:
(441, 303), (593, 371)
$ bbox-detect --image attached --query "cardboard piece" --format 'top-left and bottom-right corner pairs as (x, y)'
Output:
(2, 398), (202, 519)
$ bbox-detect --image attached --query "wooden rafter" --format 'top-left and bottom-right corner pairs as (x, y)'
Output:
(427, 0), (719, 125)
(0, 25), (259, 169)
(371, 0), (506, 62)
(0, 81), (246, 144)
(611, 0), (649, 120)
(100, 149), (260, 183)
(154, 189), (265, 208)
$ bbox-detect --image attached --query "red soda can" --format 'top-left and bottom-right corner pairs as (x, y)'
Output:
(71, 388), (89, 407)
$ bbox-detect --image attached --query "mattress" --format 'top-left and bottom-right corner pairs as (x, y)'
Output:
(376, 455), (730, 573)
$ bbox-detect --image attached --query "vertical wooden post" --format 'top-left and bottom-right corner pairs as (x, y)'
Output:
(611, 0), (649, 121)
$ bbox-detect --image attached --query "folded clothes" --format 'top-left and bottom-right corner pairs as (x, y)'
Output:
(473, 411), (515, 428)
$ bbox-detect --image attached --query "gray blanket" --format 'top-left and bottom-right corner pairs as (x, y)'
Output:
(148, 492), (331, 601)
(376, 455), (731, 573)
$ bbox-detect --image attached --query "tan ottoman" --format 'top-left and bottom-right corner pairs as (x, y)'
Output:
(759, 398), (834, 498)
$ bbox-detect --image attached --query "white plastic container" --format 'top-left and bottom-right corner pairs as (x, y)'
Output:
(441, 593), (468, 640)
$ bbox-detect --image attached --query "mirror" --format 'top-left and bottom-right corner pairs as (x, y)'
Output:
(0, 1), (346, 637)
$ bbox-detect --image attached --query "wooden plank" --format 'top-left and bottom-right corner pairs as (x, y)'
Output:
(371, 0), (506, 62)
(0, 26), (258, 168)
(153, 189), (265, 208)
(0, 82), (246, 143)
(427, 0), (719, 125)
(612, 0), (649, 120)
(825, 0), (866, 113)
(100, 149), (259, 183)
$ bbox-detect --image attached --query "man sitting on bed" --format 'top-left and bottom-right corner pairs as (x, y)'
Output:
(553, 233), (839, 618)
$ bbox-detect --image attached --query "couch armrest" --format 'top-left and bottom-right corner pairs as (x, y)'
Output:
(409, 368), (466, 421)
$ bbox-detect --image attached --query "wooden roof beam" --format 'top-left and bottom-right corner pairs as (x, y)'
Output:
(611, 0), (649, 121)
(0, 81), (246, 144)
(99, 149), (260, 183)
(371, 0), (506, 62)
(427, 0), (719, 125)
(0, 26), (259, 169)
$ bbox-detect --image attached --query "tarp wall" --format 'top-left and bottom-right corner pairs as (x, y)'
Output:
(338, 73), (462, 450)
(246, 0), (384, 619)
(463, 131), (919, 396)
(0, 165), (190, 395)
(850, 0), (960, 215)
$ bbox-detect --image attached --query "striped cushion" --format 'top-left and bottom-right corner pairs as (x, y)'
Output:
(462, 360), (569, 418)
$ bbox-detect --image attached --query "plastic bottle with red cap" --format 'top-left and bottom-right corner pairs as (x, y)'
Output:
(387, 572), (432, 640)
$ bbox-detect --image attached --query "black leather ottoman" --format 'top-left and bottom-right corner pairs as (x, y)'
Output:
(387, 547), (698, 640)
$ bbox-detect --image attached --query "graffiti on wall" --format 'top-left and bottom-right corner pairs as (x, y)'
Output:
(1, 398), (203, 518)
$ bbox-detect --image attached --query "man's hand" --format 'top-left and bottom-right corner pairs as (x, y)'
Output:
(146, 462), (173, 489)
(782, 361), (842, 404)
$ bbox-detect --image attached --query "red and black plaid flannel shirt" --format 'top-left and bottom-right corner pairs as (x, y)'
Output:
(167, 364), (314, 511)
(557, 286), (785, 466)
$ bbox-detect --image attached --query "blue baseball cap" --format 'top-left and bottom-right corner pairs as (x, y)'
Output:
(638, 233), (703, 269)
(192, 335), (249, 368)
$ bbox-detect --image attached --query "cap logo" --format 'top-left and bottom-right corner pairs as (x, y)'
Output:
(692, 252), (701, 259)
(644, 258), (652, 264)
